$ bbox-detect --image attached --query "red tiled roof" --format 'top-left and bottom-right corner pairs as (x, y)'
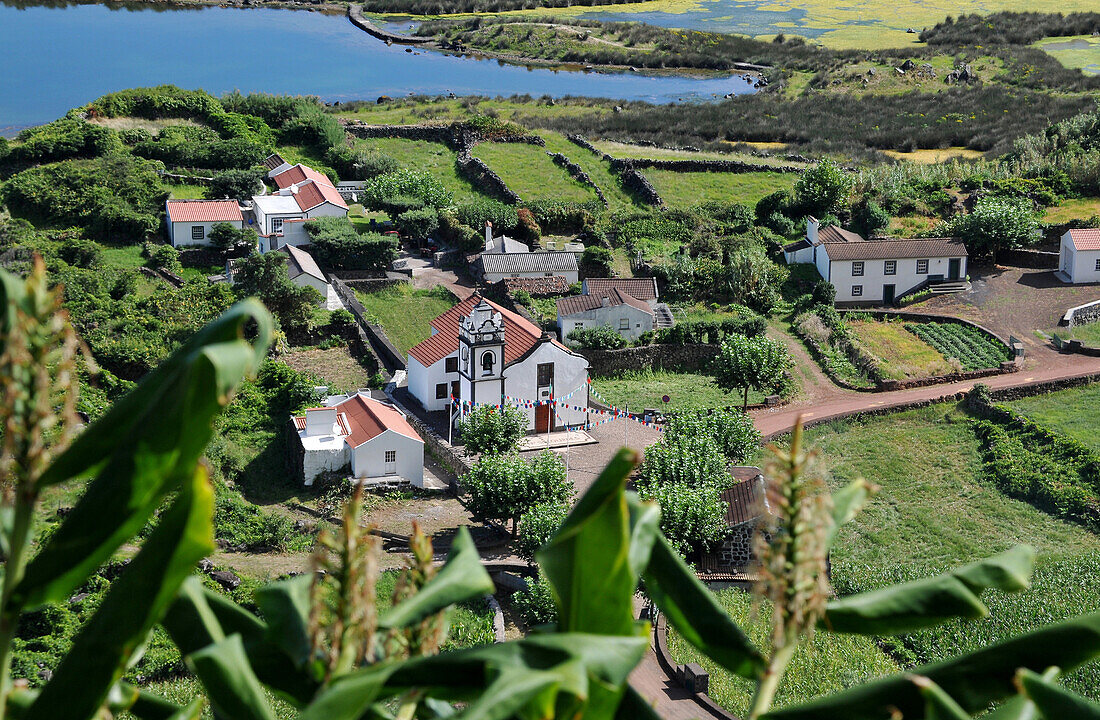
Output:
(273, 164), (335, 190)
(1068, 228), (1100, 251)
(409, 295), (547, 367)
(292, 180), (348, 212)
(263, 153), (288, 171)
(165, 199), (243, 224)
(823, 237), (966, 260)
(583, 278), (658, 302)
(294, 395), (420, 448)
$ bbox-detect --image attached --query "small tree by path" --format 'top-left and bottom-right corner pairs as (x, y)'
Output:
(462, 451), (572, 537)
(712, 334), (793, 410)
(458, 404), (527, 456)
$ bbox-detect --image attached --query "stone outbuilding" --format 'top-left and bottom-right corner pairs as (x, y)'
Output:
(696, 467), (769, 582)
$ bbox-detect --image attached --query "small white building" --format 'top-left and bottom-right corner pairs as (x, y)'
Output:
(164, 199), (244, 248)
(784, 217), (968, 305)
(1058, 228), (1100, 284)
(477, 222), (579, 284)
(293, 391), (424, 487)
(407, 294), (590, 433)
(252, 163), (348, 253)
(284, 244), (332, 300)
(557, 287), (656, 342)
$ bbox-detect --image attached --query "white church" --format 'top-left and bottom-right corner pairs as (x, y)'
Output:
(407, 294), (590, 433)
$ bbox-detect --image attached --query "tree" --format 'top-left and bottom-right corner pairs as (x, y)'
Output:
(727, 245), (789, 314)
(794, 159), (854, 218)
(580, 246), (613, 277)
(566, 325), (627, 351)
(638, 433), (728, 488)
(516, 501), (569, 562)
(208, 222), (257, 258)
(395, 206), (439, 240)
(462, 451), (572, 535)
(711, 333), (793, 409)
(949, 196), (1040, 259)
(363, 168), (453, 210)
(207, 169), (263, 200)
(516, 208), (541, 243)
(664, 409), (760, 464)
(232, 251), (321, 335)
(635, 476), (729, 556)
(852, 198), (890, 238)
(458, 403), (527, 456)
(305, 217), (399, 271)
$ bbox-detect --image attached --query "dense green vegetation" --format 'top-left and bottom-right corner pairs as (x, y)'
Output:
(905, 321), (1010, 370)
(353, 284), (457, 356)
(1005, 383), (1100, 454)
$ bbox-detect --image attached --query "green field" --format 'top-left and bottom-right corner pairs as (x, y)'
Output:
(472, 141), (599, 203)
(591, 368), (769, 410)
(537, 131), (640, 210)
(352, 136), (489, 203)
(1005, 382), (1100, 454)
(1051, 321), (1100, 347)
(643, 169), (796, 207)
(779, 402), (1100, 700)
(667, 591), (900, 717)
(848, 319), (953, 380)
(1042, 196), (1100, 224)
(354, 284), (458, 356)
(590, 139), (810, 169)
(164, 182), (207, 199)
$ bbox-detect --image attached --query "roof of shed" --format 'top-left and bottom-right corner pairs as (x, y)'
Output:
(480, 251), (578, 275)
(557, 288), (654, 317)
(1068, 228), (1100, 251)
(583, 278), (659, 302)
(165, 199), (243, 224)
(284, 244), (326, 283)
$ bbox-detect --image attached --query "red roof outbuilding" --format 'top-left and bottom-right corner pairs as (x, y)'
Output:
(1068, 228), (1100, 252)
(165, 199), (243, 224)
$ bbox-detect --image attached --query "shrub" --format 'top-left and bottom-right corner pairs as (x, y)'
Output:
(511, 574), (558, 627)
(146, 244), (183, 276)
(516, 207), (541, 243)
(580, 246), (613, 277)
(566, 325), (627, 350)
(363, 168), (453, 210)
(455, 198), (519, 234)
(306, 217), (399, 272)
(635, 476), (729, 556)
(58, 238), (103, 269)
(462, 451), (572, 534)
(664, 409), (760, 463)
(207, 168), (264, 200)
(948, 196), (1040, 259)
(458, 403), (528, 455)
(811, 280), (836, 306)
(515, 501), (568, 562)
(214, 492), (309, 552)
(395, 206), (440, 240)
(208, 223), (257, 257)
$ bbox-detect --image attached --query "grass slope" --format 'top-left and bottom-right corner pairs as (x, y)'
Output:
(642, 169), (796, 207)
(537, 130), (640, 210)
(354, 284), (457, 356)
(1005, 382), (1100, 454)
(352, 136), (489, 203)
(848, 319), (953, 380)
(472, 141), (599, 203)
(591, 368), (767, 410)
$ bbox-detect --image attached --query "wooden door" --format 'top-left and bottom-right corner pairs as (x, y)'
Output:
(535, 404), (552, 433)
(948, 258), (961, 280)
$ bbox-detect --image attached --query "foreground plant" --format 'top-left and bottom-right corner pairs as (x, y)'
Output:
(4, 260), (1100, 720)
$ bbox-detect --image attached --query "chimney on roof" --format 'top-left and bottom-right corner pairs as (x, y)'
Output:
(485, 221), (493, 252)
(807, 216), (820, 245)
(600, 295), (610, 307)
(304, 407), (337, 437)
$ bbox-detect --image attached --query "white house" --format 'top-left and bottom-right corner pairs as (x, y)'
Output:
(284, 244), (332, 300)
(293, 391), (424, 487)
(557, 287), (656, 342)
(164, 199), (244, 248)
(784, 217), (967, 304)
(407, 294), (589, 433)
(476, 223), (579, 284)
(1058, 228), (1100, 284)
(252, 163), (348, 252)
(581, 278), (660, 308)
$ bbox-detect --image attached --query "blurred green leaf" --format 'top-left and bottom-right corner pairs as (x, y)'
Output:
(164, 576), (318, 705)
(297, 665), (398, 720)
(26, 465), (215, 720)
(1018, 667), (1100, 719)
(538, 448), (643, 636)
(641, 528), (764, 680)
(822, 546), (1035, 634)
(187, 634), (276, 720)
(614, 684), (663, 720)
(255, 574), (313, 667)
(764, 610), (1100, 719)
(379, 528), (493, 630)
(985, 667), (1060, 720)
(827, 478), (876, 548)
(14, 300), (271, 610)
(913, 676), (970, 720)
(102, 682), (200, 720)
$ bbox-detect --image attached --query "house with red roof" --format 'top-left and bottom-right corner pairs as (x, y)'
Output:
(784, 217), (967, 305)
(1058, 228), (1100, 284)
(293, 391), (424, 486)
(407, 294), (589, 433)
(556, 278), (673, 342)
(251, 163), (348, 253)
(164, 199), (244, 248)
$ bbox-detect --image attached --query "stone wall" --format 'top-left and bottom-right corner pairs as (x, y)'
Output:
(548, 152), (607, 205)
(608, 156), (804, 174)
(347, 4), (433, 44)
(1062, 298), (1100, 328)
(455, 153), (521, 204)
(1000, 248), (1059, 269)
(619, 167), (662, 206)
(343, 122), (452, 145)
(715, 525), (756, 570)
(584, 343), (718, 377)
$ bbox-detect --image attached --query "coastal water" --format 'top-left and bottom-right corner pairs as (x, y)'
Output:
(0, 1), (757, 134)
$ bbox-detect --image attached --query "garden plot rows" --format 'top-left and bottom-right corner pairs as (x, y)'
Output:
(905, 322), (1009, 370)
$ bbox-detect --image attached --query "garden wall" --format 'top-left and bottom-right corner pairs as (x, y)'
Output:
(652, 612), (737, 720)
(584, 343), (718, 377)
(1061, 298), (1100, 328)
(1000, 248), (1059, 269)
(547, 152), (607, 205)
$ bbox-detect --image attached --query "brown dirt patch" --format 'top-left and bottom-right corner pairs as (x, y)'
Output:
(282, 344), (376, 394)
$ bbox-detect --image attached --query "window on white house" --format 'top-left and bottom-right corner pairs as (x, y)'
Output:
(574, 322), (584, 329)
(191, 226), (205, 241)
(884, 260), (897, 275)
(436, 383), (447, 399)
(1094, 258), (1100, 271)
(852, 261), (864, 277)
(852, 285), (863, 297)
(385, 450), (396, 463)
(272, 218), (284, 235)
(916, 259), (929, 274)
(445, 357), (458, 373)
(619, 318), (629, 330)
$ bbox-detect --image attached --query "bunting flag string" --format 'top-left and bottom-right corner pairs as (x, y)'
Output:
(449, 386), (663, 432)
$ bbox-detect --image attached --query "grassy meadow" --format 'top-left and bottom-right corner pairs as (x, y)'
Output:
(643, 169), (796, 206)
(591, 368), (769, 410)
(472, 141), (600, 203)
(354, 284), (457, 356)
(1005, 382), (1100, 454)
(352, 136), (490, 203)
(847, 319), (953, 380)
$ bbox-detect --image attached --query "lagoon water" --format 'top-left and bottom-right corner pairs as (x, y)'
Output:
(0, 1), (756, 133)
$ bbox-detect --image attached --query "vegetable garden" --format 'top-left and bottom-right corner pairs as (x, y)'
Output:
(905, 321), (1011, 370)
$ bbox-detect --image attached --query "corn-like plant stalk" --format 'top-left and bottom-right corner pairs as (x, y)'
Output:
(747, 418), (833, 719)
(0, 257), (82, 720)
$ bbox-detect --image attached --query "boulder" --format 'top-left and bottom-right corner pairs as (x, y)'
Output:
(210, 570), (241, 591)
